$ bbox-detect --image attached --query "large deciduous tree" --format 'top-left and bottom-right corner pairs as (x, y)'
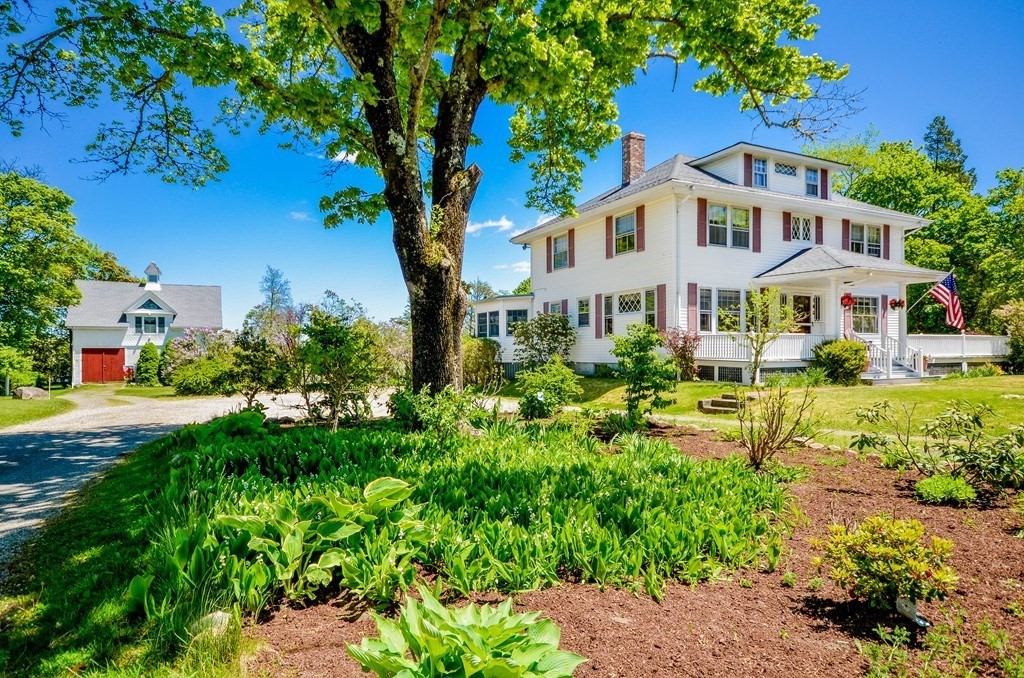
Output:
(1, 0), (849, 392)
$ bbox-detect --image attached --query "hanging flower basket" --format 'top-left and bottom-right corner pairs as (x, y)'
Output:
(889, 298), (906, 310)
(841, 293), (856, 308)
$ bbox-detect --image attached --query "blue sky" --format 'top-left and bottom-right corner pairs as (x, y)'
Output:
(3, 0), (1022, 329)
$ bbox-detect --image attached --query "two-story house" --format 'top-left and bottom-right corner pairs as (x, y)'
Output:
(66, 262), (223, 385)
(476, 134), (1009, 383)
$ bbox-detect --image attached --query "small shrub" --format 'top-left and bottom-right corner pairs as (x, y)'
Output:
(812, 339), (867, 386)
(388, 386), (472, 441)
(661, 327), (701, 381)
(817, 515), (957, 609)
(915, 474), (977, 506)
(135, 342), (161, 386)
(517, 355), (583, 419)
(944, 363), (1005, 380)
(462, 335), (502, 389)
(171, 356), (235, 396)
(781, 572), (797, 588)
(611, 323), (676, 418)
(511, 313), (577, 368)
(347, 586), (587, 677)
(738, 387), (817, 471)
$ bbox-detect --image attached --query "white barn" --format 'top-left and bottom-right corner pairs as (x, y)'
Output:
(65, 263), (222, 385)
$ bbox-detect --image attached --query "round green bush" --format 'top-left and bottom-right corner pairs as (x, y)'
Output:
(812, 339), (867, 386)
(171, 356), (235, 395)
(915, 474), (977, 506)
(134, 342), (161, 386)
(516, 356), (582, 419)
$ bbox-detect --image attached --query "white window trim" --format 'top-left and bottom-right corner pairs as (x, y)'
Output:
(613, 211), (637, 256)
(752, 157), (768, 188)
(791, 214), (814, 242)
(708, 203), (750, 250)
(850, 223), (882, 258)
(552, 234), (569, 270)
(715, 288), (744, 333)
(805, 167), (820, 196)
(852, 295), (880, 334)
(577, 298), (590, 328)
(775, 162), (798, 176)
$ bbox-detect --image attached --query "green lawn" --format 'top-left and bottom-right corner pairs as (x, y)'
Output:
(0, 392), (75, 429)
(505, 375), (1024, 436)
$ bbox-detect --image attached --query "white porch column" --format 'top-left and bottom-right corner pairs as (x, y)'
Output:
(898, 282), (907, 347)
(829, 277), (842, 338)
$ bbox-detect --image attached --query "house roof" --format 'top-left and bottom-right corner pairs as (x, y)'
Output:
(66, 280), (222, 329)
(688, 141), (850, 171)
(754, 245), (946, 283)
(511, 150), (924, 244)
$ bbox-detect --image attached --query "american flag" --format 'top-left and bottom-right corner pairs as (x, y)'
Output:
(927, 272), (964, 329)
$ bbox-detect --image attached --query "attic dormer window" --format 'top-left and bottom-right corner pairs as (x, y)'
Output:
(805, 168), (820, 197)
(774, 162), (797, 176)
(140, 299), (162, 310)
(752, 158), (768, 188)
(135, 316), (166, 334)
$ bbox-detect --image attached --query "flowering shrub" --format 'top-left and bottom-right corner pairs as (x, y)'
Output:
(122, 366), (135, 382)
(816, 515), (957, 608)
(661, 327), (701, 381)
(160, 327), (236, 379)
(517, 355), (582, 419)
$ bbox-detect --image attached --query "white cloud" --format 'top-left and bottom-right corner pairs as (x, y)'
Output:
(332, 151), (358, 163)
(466, 215), (515, 236)
(289, 211), (314, 222)
(494, 261), (530, 273)
(535, 213), (556, 227)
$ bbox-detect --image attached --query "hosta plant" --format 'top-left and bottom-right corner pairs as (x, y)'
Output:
(347, 586), (587, 677)
(816, 515), (957, 609)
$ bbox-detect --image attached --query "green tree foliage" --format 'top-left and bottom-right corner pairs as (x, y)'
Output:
(512, 278), (532, 296)
(29, 332), (69, 389)
(0, 344), (32, 394)
(248, 265), (296, 340)
(135, 342), (161, 386)
(610, 323), (676, 419)
(511, 313), (576, 369)
(232, 325), (289, 407)
(924, 115), (977, 190)
(516, 355), (582, 419)
(721, 286), (796, 385)
(461, 335), (502, 389)
(0, 0), (849, 393)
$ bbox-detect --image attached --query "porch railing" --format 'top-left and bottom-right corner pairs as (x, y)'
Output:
(906, 334), (1010, 359)
(695, 333), (837, 362)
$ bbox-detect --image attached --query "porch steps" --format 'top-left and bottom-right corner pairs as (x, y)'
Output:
(697, 392), (756, 415)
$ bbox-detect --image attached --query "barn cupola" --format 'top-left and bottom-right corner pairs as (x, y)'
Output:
(145, 262), (162, 291)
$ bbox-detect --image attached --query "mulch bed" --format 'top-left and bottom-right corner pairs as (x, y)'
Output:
(247, 425), (1024, 676)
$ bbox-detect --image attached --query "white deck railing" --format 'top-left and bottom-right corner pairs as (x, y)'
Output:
(695, 334), (837, 362)
(906, 334), (1009, 359)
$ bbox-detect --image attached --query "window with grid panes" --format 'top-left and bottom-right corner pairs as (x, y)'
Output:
(699, 288), (713, 332)
(644, 289), (656, 327)
(717, 289), (742, 331)
(852, 296), (879, 334)
(618, 292), (642, 314)
(791, 215), (813, 241)
(577, 298), (590, 327)
(604, 295), (614, 336)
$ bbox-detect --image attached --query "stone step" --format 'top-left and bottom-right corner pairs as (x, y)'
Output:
(709, 398), (744, 409)
(698, 398), (740, 414)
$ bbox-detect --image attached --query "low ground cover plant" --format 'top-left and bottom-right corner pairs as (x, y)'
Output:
(347, 586), (587, 676)
(915, 474), (977, 506)
(943, 363), (1004, 380)
(120, 409), (792, 660)
(815, 514), (957, 609)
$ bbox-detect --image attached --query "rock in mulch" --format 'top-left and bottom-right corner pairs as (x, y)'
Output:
(12, 386), (48, 400)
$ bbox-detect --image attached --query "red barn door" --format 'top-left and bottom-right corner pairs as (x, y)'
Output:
(82, 348), (125, 383)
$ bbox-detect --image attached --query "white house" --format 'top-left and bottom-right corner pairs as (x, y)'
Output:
(65, 263), (223, 385)
(475, 134), (1009, 383)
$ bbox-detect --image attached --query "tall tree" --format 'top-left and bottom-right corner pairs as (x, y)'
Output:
(1, 0), (850, 392)
(259, 265), (294, 314)
(923, 116), (976, 190)
(512, 278), (531, 296)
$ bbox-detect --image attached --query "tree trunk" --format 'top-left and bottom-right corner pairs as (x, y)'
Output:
(408, 261), (466, 393)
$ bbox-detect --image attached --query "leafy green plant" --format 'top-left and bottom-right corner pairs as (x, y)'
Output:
(816, 514), (957, 609)
(388, 386), (473, 441)
(943, 362), (1004, 379)
(171, 355), (235, 396)
(610, 323), (676, 418)
(463, 335), (503, 389)
(915, 474), (977, 506)
(511, 313), (577, 369)
(135, 342), (161, 386)
(347, 586), (587, 677)
(781, 572), (797, 588)
(812, 339), (867, 386)
(516, 355), (582, 419)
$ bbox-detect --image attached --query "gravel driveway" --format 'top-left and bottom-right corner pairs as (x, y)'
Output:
(0, 387), (306, 567)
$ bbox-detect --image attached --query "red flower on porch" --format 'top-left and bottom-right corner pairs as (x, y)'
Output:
(889, 298), (906, 310)
(840, 293), (856, 308)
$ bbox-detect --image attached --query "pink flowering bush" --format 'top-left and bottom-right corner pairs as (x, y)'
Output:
(661, 327), (702, 381)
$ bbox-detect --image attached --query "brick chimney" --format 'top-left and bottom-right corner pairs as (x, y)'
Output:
(621, 132), (646, 185)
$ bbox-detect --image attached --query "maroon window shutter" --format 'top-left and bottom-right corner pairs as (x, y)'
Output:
(605, 216), (613, 259)
(743, 153), (753, 187)
(821, 169), (830, 200)
(881, 294), (889, 327)
(546, 236), (553, 273)
(567, 228), (575, 268)
(782, 211), (792, 242)
(636, 205), (646, 252)
(843, 305), (853, 338)
(561, 299), (568, 316)
(815, 216), (824, 245)
(883, 224), (891, 259)
(594, 294), (603, 338)
(656, 284), (667, 331)
(697, 198), (707, 247)
(752, 207), (762, 253)
(543, 301), (549, 314)
(842, 219), (851, 250)
(687, 283), (698, 330)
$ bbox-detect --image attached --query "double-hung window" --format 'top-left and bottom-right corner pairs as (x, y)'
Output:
(850, 223), (882, 257)
(791, 215), (813, 242)
(488, 311), (500, 337)
(752, 158), (768, 188)
(506, 309), (527, 335)
(852, 296), (879, 334)
(549, 300), (563, 316)
(708, 204), (750, 250)
(805, 168), (820, 197)
(476, 313), (488, 338)
(603, 295), (614, 336)
(552, 234), (569, 270)
(698, 288), (713, 332)
(577, 298), (590, 327)
(614, 212), (636, 254)
(716, 289), (742, 332)
(644, 289), (657, 327)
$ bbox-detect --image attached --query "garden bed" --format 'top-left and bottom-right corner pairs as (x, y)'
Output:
(247, 426), (1024, 676)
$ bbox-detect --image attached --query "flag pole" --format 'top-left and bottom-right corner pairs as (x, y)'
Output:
(904, 269), (954, 314)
